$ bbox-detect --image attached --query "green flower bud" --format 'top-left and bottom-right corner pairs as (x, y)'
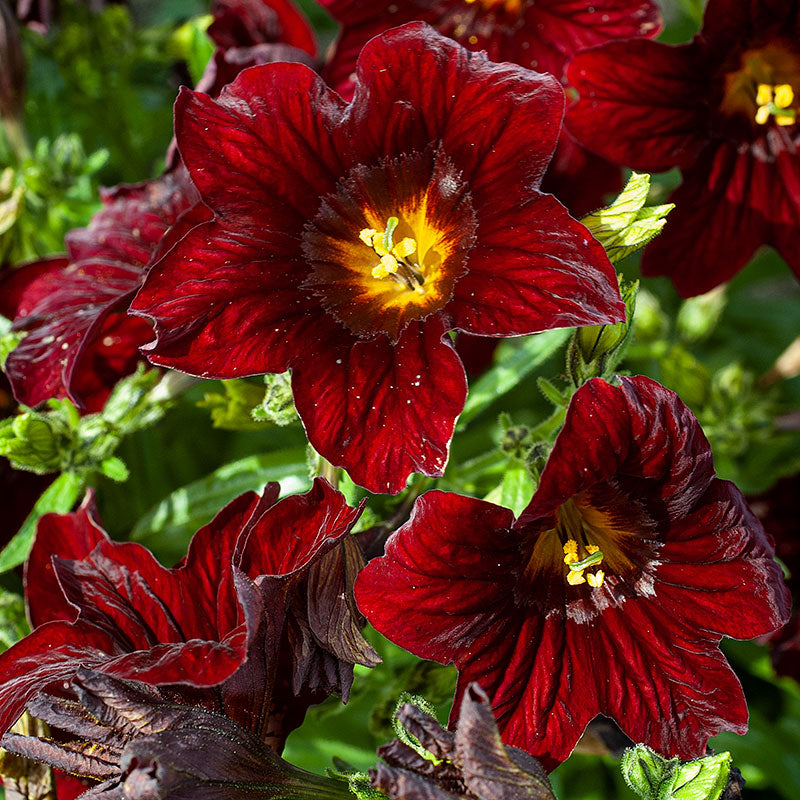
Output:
(0, 414), (63, 473)
(581, 173), (674, 265)
(253, 371), (298, 426)
(622, 745), (731, 800)
(567, 277), (638, 386)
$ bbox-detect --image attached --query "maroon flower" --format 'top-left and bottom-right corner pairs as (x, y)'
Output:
(749, 474), (800, 681)
(318, 0), (662, 216)
(355, 376), (791, 769)
(567, 0), (800, 296)
(2, 168), (200, 412)
(130, 24), (623, 494)
(195, 0), (318, 99)
(0, 479), (377, 751)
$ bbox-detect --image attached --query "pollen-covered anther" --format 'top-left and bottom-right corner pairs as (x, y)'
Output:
(755, 83), (796, 126)
(562, 539), (605, 589)
(360, 217), (424, 292)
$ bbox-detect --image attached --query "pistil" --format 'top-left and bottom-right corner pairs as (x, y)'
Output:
(360, 217), (425, 293)
(755, 83), (796, 126)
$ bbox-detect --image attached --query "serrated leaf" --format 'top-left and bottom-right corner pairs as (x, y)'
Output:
(0, 471), (85, 573)
(459, 329), (570, 430)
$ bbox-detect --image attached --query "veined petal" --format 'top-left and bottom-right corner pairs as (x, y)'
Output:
(291, 319), (467, 494)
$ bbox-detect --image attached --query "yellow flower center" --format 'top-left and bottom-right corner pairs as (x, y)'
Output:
(720, 43), (800, 129)
(562, 540), (605, 588)
(754, 83), (796, 126)
(359, 217), (425, 292)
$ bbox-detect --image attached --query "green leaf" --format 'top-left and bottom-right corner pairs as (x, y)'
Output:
(99, 456), (129, 482)
(131, 448), (310, 545)
(0, 588), (31, 653)
(458, 329), (570, 429)
(0, 471), (85, 573)
(483, 465), (535, 517)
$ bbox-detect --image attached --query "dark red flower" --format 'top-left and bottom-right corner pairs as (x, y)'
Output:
(130, 24), (623, 494)
(355, 376), (791, 770)
(749, 474), (800, 681)
(208, 0), (315, 54)
(195, 0), (317, 99)
(2, 168), (200, 412)
(0, 479), (377, 751)
(567, 0), (800, 296)
(318, 0), (661, 216)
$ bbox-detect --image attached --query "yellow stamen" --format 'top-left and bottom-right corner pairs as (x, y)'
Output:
(372, 254), (399, 279)
(756, 83), (773, 106)
(360, 229), (378, 247)
(775, 84), (794, 108)
(755, 104), (772, 125)
(393, 237), (417, 258)
(755, 83), (796, 126)
(563, 540), (578, 555)
(567, 570), (587, 586)
(585, 544), (600, 555)
(586, 570), (605, 588)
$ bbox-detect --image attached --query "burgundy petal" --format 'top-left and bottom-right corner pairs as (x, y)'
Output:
(25, 490), (107, 629)
(566, 40), (710, 172)
(640, 147), (770, 297)
(291, 320), (467, 494)
(447, 192), (624, 336)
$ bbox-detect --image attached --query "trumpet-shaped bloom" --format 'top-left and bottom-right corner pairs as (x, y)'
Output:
(1, 169), (199, 411)
(567, 0), (800, 295)
(356, 376), (791, 769)
(131, 24), (623, 494)
(317, 0), (662, 216)
(0, 479), (376, 751)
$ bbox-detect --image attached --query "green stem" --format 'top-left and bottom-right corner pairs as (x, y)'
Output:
(1, 115), (29, 160)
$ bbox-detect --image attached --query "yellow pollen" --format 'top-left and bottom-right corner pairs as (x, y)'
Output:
(562, 537), (604, 590)
(359, 228), (378, 247)
(755, 83), (797, 126)
(775, 84), (795, 107)
(393, 237), (417, 258)
(756, 83), (774, 106)
(586, 570), (605, 588)
(372, 254), (399, 280)
(360, 216), (425, 293)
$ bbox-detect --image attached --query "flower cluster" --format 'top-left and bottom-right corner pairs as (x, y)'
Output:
(0, 1), (796, 799)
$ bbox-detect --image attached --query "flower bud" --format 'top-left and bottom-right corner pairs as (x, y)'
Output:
(581, 173), (674, 265)
(0, 413), (62, 473)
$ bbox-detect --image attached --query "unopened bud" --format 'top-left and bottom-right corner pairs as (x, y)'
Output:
(0, 413), (62, 473)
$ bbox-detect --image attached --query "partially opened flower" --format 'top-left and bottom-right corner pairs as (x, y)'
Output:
(195, 0), (318, 98)
(131, 23), (623, 494)
(317, 0), (662, 216)
(356, 376), (791, 769)
(567, 0), (800, 295)
(0, 479), (376, 750)
(1, 168), (200, 412)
